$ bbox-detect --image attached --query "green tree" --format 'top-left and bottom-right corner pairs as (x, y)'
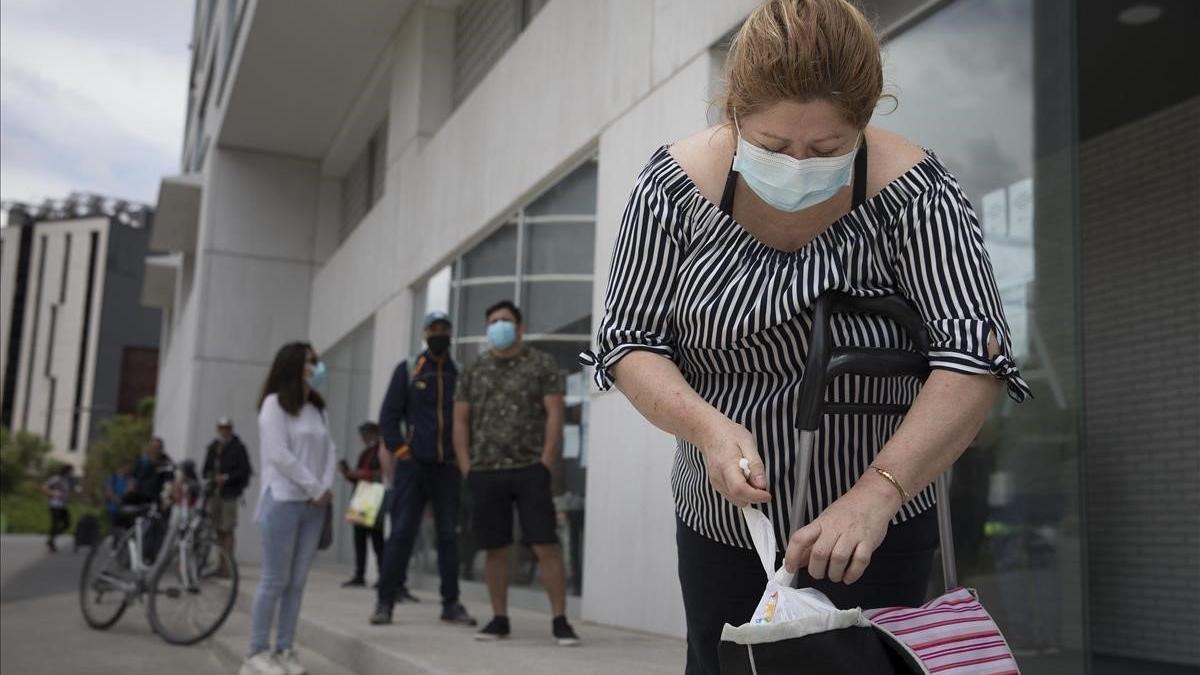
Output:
(82, 397), (155, 503)
(0, 427), (53, 498)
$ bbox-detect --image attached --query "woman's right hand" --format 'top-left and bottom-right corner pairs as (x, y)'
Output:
(697, 419), (770, 508)
(310, 489), (333, 507)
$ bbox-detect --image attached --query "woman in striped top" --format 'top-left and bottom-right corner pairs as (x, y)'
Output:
(582, 1), (1030, 672)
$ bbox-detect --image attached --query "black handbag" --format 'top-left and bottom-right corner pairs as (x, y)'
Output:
(317, 504), (333, 550)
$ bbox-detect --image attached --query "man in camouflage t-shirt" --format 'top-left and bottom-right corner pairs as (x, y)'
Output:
(453, 300), (580, 646)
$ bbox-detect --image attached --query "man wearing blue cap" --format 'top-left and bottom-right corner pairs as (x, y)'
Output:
(370, 311), (476, 626)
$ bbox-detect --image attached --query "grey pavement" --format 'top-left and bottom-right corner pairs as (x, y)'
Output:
(0, 535), (223, 674)
(227, 564), (685, 675)
(1, 531), (684, 675)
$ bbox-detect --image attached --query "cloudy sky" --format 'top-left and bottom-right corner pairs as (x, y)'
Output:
(1, 0), (193, 207)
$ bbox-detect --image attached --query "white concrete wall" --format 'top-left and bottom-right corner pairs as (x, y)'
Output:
(152, 145), (321, 563)
(580, 48), (725, 638)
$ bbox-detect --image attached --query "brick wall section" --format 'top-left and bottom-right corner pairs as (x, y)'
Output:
(1081, 96), (1200, 666)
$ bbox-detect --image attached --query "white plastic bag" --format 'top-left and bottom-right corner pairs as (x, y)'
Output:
(741, 506), (841, 625)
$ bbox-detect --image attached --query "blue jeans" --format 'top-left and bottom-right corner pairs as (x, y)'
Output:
(248, 488), (325, 656)
(376, 460), (461, 607)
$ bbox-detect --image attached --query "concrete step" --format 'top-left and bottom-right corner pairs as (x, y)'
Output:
(229, 566), (683, 675)
(211, 609), (356, 675)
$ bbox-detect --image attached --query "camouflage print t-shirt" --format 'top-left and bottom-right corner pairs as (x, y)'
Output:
(455, 346), (565, 471)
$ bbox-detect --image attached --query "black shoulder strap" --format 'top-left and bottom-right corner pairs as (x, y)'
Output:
(851, 138), (869, 208)
(719, 158), (738, 216)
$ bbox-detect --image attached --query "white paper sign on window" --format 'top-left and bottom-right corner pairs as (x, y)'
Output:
(982, 188), (1008, 238)
(1007, 178), (1034, 241)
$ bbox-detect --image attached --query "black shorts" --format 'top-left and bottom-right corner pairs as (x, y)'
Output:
(468, 464), (558, 549)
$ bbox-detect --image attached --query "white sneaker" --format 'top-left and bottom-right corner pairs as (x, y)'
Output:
(274, 650), (307, 675)
(239, 652), (286, 675)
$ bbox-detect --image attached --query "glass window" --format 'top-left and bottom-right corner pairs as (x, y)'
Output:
(461, 224), (517, 279)
(526, 339), (591, 375)
(521, 281), (591, 335)
(459, 282), (516, 337)
(524, 222), (595, 275)
(526, 161), (597, 217)
(369, 124), (387, 208)
(340, 152), (369, 239)
(339, 123), (388, 242)
(879, 0), (1083, 670)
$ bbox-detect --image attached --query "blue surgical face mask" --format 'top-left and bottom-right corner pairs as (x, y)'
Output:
(486, 320), (517, 350)
(307, 360), (327, 388)
(731, 118), (859, 213)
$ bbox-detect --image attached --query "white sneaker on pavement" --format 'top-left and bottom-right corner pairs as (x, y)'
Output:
(274, 649), (307, 675)
(239, 651), (286, 675)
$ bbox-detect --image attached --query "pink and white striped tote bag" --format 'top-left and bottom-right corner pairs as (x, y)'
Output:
(865, 588), (1020, 674)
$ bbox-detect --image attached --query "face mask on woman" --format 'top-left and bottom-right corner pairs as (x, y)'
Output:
(486, 320), (517, 350)
(732, 117), (859, 213)
(307, 360), (327, 389)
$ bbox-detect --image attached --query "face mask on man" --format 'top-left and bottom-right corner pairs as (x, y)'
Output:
(307, 360), (328, 389)
(731, 116), (859, 213)
(427, 334), (451, 356)
(486, 320), (517, 350)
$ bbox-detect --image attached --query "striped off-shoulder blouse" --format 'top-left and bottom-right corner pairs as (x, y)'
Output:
(582, 144), (1031, 551)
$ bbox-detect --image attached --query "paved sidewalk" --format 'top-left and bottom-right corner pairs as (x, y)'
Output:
(1, 535), (222, 675)
(224, 564), (685, 675)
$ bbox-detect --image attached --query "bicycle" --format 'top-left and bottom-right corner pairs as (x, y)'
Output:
(79, 460), (239, 645)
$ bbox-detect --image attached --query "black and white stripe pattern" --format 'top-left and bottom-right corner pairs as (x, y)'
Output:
(582, 145), (1031, 550)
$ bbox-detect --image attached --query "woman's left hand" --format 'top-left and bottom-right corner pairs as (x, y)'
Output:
(783, 482), (900, 585)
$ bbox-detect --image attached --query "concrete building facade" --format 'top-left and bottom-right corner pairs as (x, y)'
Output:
(146, 1), (1197, 672)
(1, 198), (160, 469)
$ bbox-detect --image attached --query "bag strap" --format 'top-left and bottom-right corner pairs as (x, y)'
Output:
(401, 356), (428, 449)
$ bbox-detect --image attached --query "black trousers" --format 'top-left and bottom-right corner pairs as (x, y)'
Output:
(377, 460), (461, 607)
(47, 507), (70, 544)
(676, 508), (938, 675)
(352, 523), (385, 581)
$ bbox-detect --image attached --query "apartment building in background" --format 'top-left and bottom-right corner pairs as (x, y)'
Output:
(1, 196), (160, 469)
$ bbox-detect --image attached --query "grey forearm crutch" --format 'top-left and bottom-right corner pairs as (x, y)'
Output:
(791, 292), (958, 591)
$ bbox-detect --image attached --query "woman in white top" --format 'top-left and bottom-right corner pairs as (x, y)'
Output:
(242, 342), (336, 675)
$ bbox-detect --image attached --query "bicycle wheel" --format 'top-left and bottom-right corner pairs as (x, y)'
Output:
(147, 535), (238, 645)
(191, 517), (220, 579)
(79, 532), (134, 629)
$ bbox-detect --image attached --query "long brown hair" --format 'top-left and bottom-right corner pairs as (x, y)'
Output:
(259, 341), (325, 416)
(721, 0), (885, 128)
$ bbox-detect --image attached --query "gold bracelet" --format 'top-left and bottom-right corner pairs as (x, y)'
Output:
(870, 465), (910, 504)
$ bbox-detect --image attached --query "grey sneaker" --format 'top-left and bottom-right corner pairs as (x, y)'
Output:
(239, 652), (285, 675)
(368, 603), (393, 625)
(273, 649), (306, 675)
(440, 602), (478, 627)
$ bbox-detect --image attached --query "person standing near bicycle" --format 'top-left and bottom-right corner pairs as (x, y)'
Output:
(126, 437), (173, 561)
(243, 342), (336, 675)
(202, 416), (252, 578)
(579, 2), (1030, 672)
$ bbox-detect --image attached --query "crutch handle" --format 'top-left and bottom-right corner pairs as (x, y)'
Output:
(797, 293), (930, 432)
(828, 294), (930, 353)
